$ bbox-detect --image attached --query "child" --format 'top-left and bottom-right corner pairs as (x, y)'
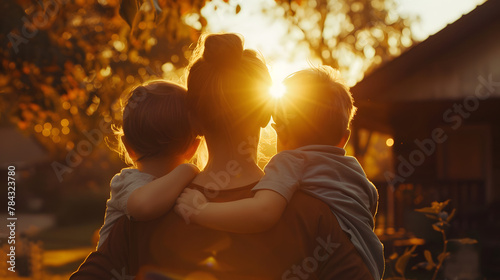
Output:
(97, 80), (200, 248)
(176, 66), (384, 279)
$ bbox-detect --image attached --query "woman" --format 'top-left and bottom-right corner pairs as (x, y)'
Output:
(184, 33), (273, 196)
(71, 33), (373, 280)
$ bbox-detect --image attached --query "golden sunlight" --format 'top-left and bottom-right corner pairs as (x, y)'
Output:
(202, 0), (316, 89)
(269, 81), (286, 98)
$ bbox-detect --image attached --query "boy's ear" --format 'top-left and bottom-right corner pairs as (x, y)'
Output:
(183, 138), (201, 161)
(337, 129), (351, 148)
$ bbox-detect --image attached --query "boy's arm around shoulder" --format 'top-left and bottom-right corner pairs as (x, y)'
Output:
(127, 163), (199, 221)
(177, 188), (288, 233)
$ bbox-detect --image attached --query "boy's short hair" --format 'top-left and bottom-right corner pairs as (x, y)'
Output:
(279, 66), (357, 145)
(110, 80), (195, 165)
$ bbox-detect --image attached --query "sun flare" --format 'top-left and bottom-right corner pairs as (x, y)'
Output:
(270, 82), (286, 98)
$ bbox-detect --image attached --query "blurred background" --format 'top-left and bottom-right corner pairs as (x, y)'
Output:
(1, 0), (498, 279)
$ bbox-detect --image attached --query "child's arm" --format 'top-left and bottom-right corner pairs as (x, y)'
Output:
(175, 188), (287, 233)
(127, 163), (200, 221)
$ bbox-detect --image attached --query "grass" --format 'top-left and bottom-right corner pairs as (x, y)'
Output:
(33, 220), (102, 250)
(32, 220), (102, 277)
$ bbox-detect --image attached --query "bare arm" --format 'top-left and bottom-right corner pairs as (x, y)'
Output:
(127, 163), (199, 221)
(175, 189), (288, 233)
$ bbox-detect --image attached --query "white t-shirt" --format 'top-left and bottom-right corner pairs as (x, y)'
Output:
(253, 145), (384, 280)
(97, 168), (156, 248)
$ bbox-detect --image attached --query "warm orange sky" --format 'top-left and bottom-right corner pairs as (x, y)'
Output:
(396, 0), (487, 40)
(201, 0), (487, 86)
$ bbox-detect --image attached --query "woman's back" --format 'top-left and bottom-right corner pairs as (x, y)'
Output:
(76, 182), (373, 280)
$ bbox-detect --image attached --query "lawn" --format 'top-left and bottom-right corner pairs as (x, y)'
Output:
(31, 220), (101, 278)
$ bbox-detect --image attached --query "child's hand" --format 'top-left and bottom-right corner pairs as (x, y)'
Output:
(174, 188), (207, 224)
(177, 188), (208, 209)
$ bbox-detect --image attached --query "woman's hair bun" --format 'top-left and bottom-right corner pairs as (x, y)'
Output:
(203, 33), (244, 67)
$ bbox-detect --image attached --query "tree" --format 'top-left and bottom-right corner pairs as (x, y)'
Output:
(274, 0), (413, 79)
(0, 0), (207, 157)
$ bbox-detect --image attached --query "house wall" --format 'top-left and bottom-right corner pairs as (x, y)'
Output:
(352, 11), (500, 234)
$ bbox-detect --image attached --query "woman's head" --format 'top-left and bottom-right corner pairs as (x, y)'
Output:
(186, 33), (272, 140)
(113, 80), (196, 165)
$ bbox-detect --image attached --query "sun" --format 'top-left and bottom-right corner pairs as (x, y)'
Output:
(267, 61), (309, 99)
(269, 81), (286, 98)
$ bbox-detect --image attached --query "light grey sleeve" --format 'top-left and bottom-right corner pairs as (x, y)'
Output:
(108, 170), (155, 217)
(98, 170), (155, 248)
(252, 151), (304, 202)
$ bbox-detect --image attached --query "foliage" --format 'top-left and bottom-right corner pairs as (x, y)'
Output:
(0, 0), (207, 158)
(119, 0), (209, 29)
(385, 200), (478, 280)
(273, 0), (414, 77)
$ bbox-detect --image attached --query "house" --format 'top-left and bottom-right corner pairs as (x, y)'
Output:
(0, 126), (49, 169)
(351, 0), (500, 236)
(0, 125), (50, 212)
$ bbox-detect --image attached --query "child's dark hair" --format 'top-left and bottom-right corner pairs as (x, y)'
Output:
(111, 80), (195, 165)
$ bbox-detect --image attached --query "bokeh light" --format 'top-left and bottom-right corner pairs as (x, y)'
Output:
(62, 127), (70, 135)
(61, 119), (69, 126)
(386, 138), (394, 147)
(34, 124), (43, 133)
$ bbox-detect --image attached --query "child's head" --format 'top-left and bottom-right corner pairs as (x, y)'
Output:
(113, 80), (197, 166)
(274, 66), (357, 150)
